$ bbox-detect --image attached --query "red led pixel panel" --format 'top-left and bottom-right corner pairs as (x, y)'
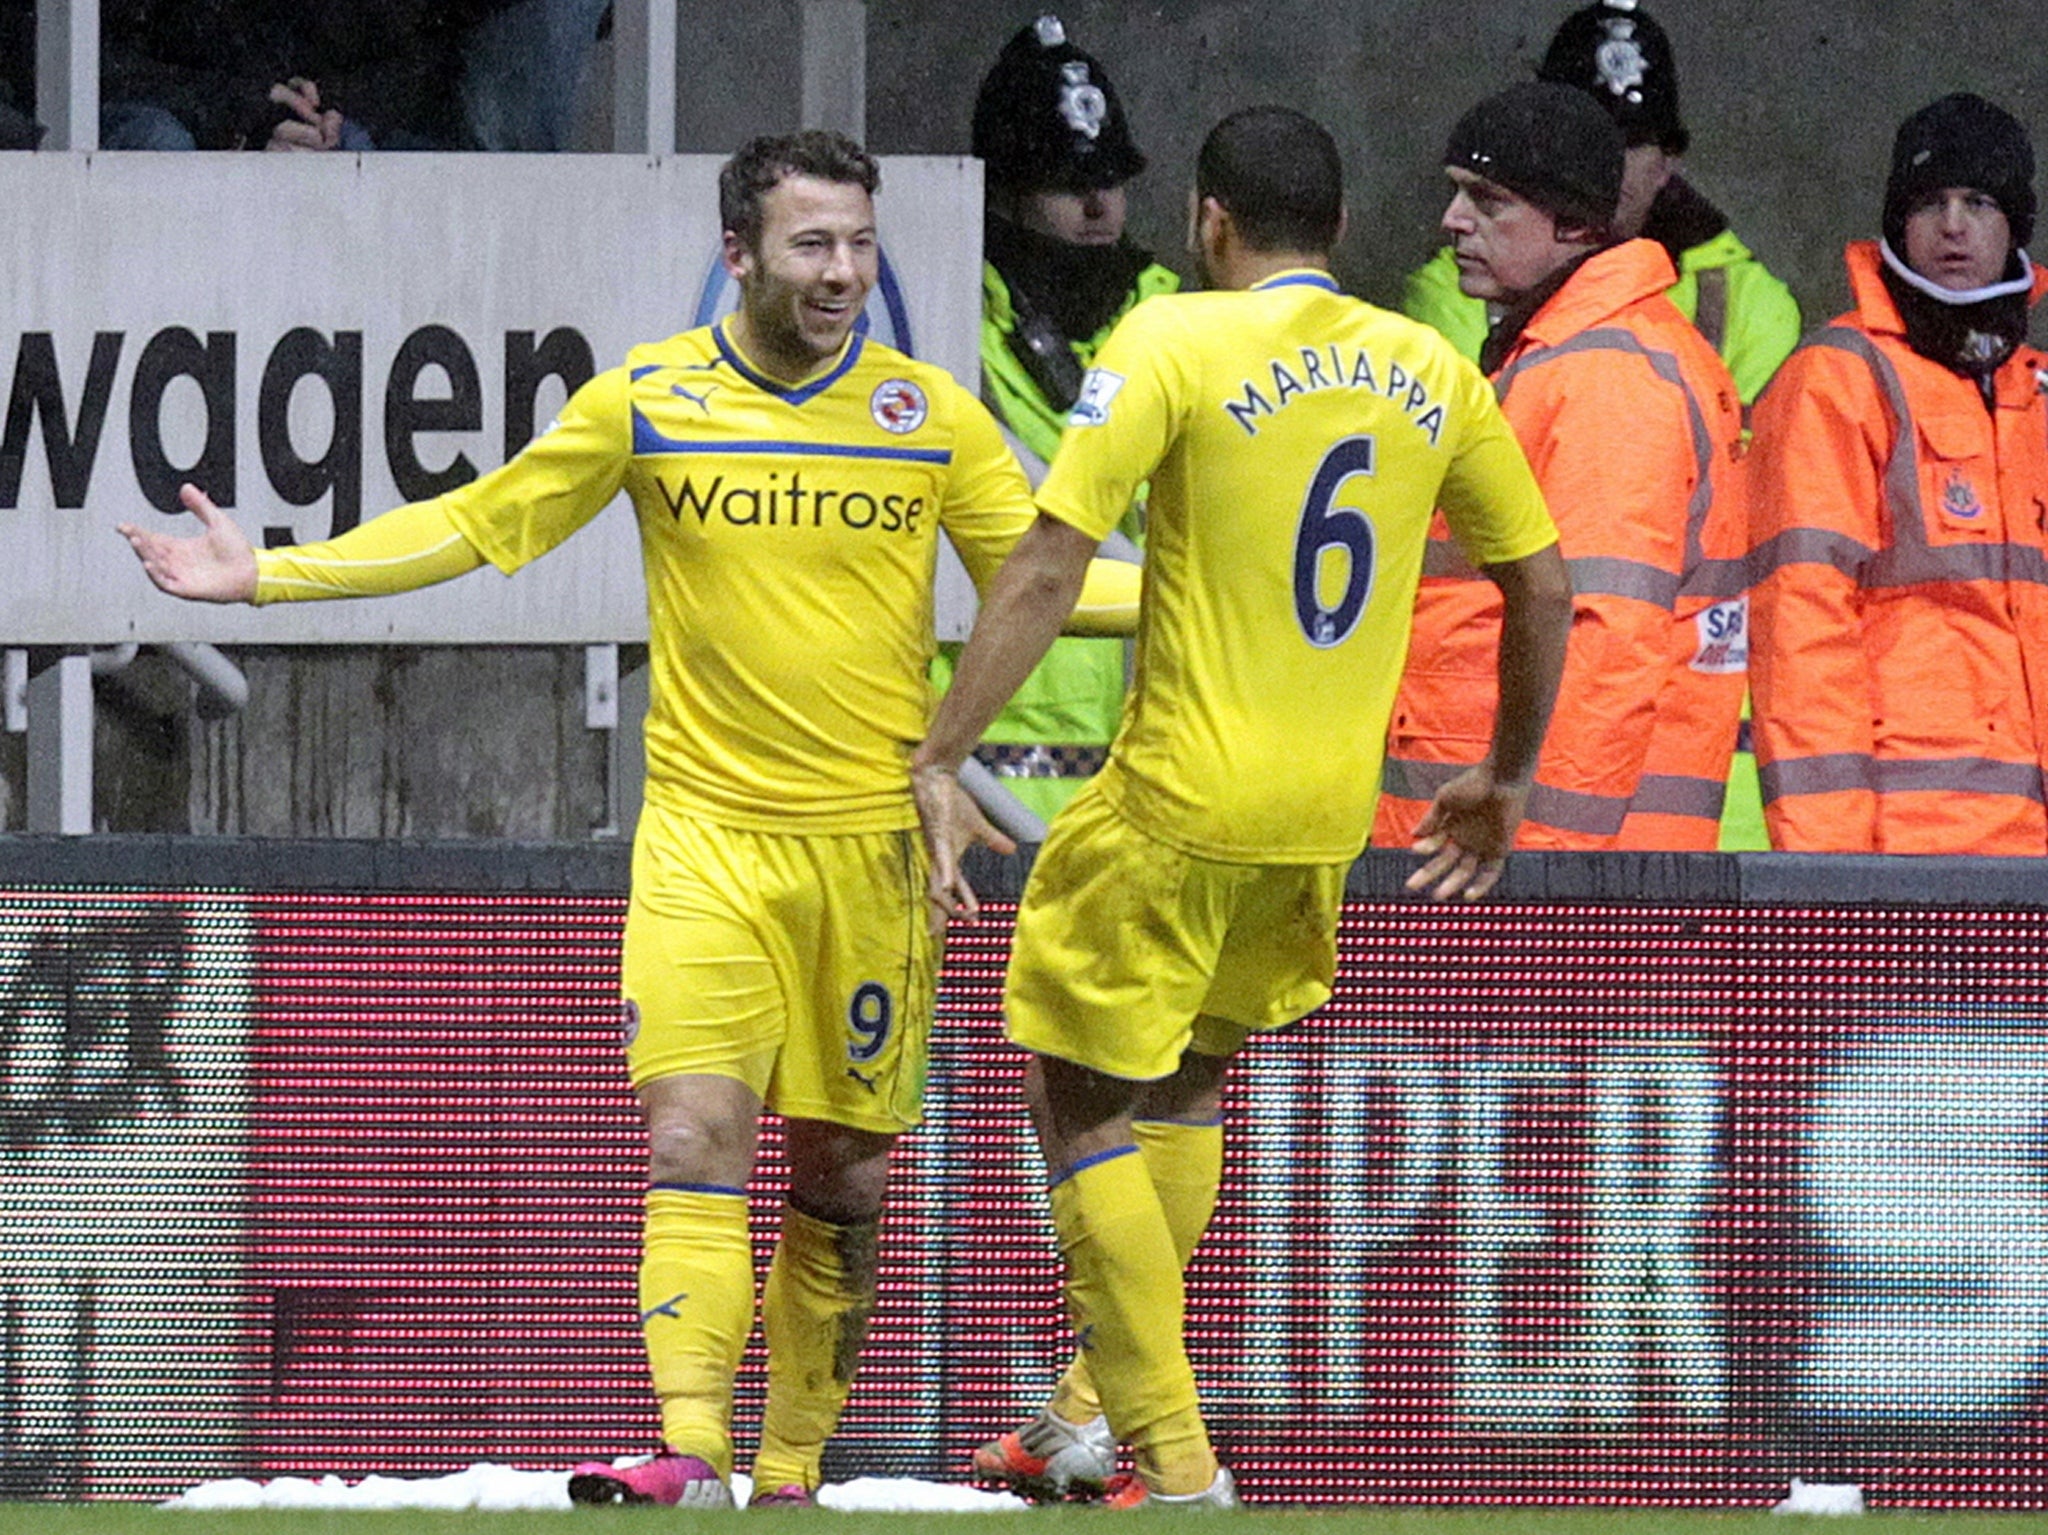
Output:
(5, 886), (2048, 1504)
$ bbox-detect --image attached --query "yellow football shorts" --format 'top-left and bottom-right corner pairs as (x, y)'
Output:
(620, 803), (935, 1133)
(1003, 784), (1347, 1081)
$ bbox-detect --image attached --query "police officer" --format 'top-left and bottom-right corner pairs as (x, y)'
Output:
(934, 13), (1177, 823)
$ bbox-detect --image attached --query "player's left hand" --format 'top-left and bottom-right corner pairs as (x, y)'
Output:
(910, 760), (1016, 933)
(1406, 764), (1527, 902)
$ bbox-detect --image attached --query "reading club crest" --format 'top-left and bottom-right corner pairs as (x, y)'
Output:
(871, 379), (929, 434)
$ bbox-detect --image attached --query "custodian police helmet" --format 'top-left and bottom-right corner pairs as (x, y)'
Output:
(971, 14), (1147, 193)
(1537, 0), (1690, 155)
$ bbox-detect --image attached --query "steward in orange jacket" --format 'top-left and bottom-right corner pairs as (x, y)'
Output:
(1746, 94), (2048, 854)
(1374, 84), (1744, 851)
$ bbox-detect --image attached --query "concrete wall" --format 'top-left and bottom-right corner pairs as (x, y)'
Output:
(31, 648), (610, 839)
(8, 0), (2046, 837)
(858, 0), (2047, 330)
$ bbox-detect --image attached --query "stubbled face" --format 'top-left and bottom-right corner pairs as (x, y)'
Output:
(1013, 185), (1127, 246)
(724, 173), (878, 379)
(1904, 186), (2014, 292)
(1614, 143), (1678, 239)
(1441, 166), (1587, 303)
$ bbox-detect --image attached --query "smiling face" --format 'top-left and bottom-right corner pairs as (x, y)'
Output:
(1903, 186), (2014, 292)
(1440, 166), (1590, 304)
(723, 172), (879, 380)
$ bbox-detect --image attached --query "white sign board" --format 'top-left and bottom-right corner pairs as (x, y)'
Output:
(1, 153), (985, 644)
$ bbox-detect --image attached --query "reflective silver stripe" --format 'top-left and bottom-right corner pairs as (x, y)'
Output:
(1525, 781), (1632, 836)
(1797, 329), (1922, 550)
(1757, 527), (2048, 588)
(1420, 536), (1691, 601)
(1380, 756), (1467, 800)
(1760, 751), (2046, 804)
(1870, 536), (2048, 588)
(1757, 752), (1869, 802)
(1628, 773), (1726, 819)
(1747, 525), (1877, 583)
(1685, 553), (1750, 601)
(1497, 324), (1719, 600)
(1385, 755), (1634, 836)
(1568, 554), (1680, 606)
(1871, 756), (2046, 800)
(1421, 539), (1482, 579)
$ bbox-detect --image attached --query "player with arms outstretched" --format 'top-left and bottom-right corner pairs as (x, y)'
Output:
(120, 129), (1131, 1511)
(913, 107), (1572, 1506)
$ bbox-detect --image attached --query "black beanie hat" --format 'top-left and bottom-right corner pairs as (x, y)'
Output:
(1883, 93), (2036, 253)
(971, 14), (1146, 193)
(1537, 1), (1688, 154)
(1446, 82), (1625, 231)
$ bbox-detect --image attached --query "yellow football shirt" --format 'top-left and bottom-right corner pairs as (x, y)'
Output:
(442, 322), (1035, 832)
(1037, 270), (1556, 863)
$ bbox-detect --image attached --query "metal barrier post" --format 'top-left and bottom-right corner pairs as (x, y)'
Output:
(801, 1), (867, 139)
(34, 0), (99, 151)
(25, 649), (92, 834)
(611, 0), (678, 154)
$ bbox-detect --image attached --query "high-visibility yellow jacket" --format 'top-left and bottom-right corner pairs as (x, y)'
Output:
(943, 256), (1178, 819)
(1375, 238), (1745, 850)
(1745, 241), (2048, 853)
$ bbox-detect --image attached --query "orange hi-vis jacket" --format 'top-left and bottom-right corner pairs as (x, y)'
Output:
(1374, 238), (1747, 850)
(1745, 241), (2048, 854)
(1616, 325), (1749, 852)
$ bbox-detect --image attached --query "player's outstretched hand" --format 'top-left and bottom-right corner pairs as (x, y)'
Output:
(1406, 763), (1529, 902)
(910, 760), (1017, 934)
(117, 483), (260, 603)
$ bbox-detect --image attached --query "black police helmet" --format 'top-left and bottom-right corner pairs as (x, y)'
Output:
(971, 14), (1146, 193)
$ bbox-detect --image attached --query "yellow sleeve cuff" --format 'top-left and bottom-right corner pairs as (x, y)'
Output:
(1065, 555), (1141, 636)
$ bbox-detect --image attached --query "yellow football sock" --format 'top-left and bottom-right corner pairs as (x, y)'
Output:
(753, 1206), (881, 1496)
(1048, 1118), (1224, 1427)
(640, 1186), (755, 1480)
(1049, 1147), (1216, 1496)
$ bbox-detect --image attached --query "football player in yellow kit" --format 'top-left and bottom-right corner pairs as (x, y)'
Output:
(120, 129), (1133, 1511)
(913, 107), (1572, 1507)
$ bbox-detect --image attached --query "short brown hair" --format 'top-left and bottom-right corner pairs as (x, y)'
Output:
(719, 130), (881, 250)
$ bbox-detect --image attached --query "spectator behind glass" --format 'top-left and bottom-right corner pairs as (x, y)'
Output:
(458, 0), (612, 152)
(95, 1), (540, 150)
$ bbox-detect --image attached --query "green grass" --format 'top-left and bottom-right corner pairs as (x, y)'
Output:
(10, 1507), (2048, 1535)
